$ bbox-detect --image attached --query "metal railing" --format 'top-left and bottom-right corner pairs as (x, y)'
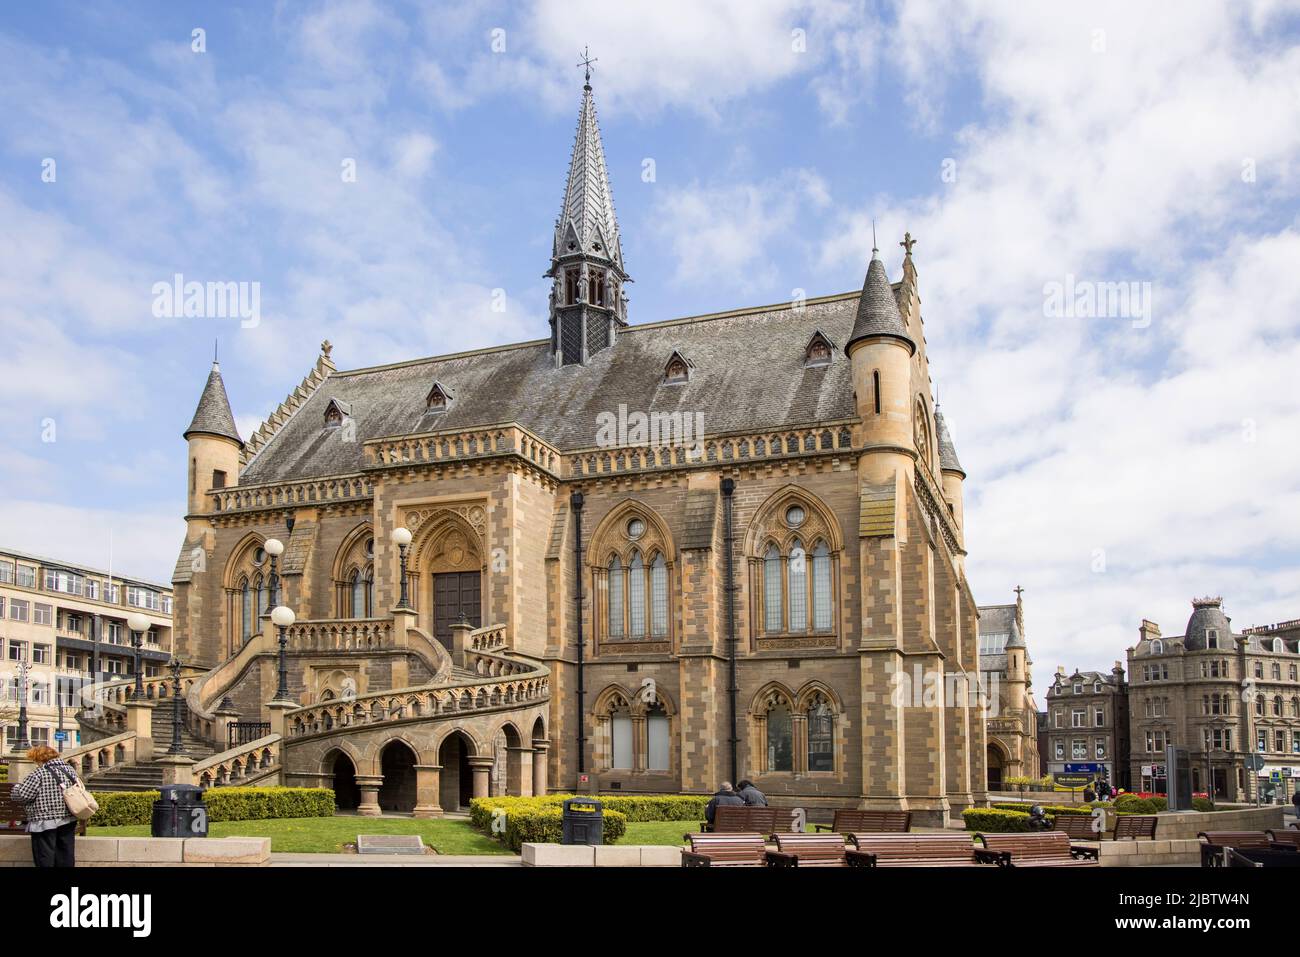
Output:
(228, 721), (271, 748)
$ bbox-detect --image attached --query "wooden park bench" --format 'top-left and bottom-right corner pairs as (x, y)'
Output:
(1113, 815), (1158, 840)
(1052, 814), (1101, 840)
(848, 832), (985, 867)
(1224, 846), (1300, 868)
(813, 809), (911, 834)
(699, 804), (803, 836)
(0, 783), (88, 836)
(974, 830), (1099, 866)
(767, 832), (872, 868)
(1266, 829), (1300, 851)
(681, 833), (771, 867)
(1198, 831), (1283, 868)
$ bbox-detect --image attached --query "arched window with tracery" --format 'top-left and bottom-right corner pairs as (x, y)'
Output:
(628, 551), (645, 636)
(763, 545), (783, 632)
(607, 555), (624, 638)
(767, 699), (793, 772)
(646, 702), (670, 771)
(592, 507), (675, 643)
(806, 692), (835, 772)
(746, 490), (840, 643)
(240, 579), (252, 643)
(650, 554), (668, 636)
(254, 574), (266, 620)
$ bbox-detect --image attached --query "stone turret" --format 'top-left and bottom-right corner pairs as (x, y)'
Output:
(184, 358), (242, 530)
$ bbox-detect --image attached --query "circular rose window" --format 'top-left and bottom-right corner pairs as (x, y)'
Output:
(785, 505), (806, 528)
(627, 518), (646, 540)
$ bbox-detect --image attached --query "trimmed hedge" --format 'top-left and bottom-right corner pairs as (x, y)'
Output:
(962, 808), (1031, 832)
(89, 787), (335, 827)
(990, 802), (1094, 817)
(469, 794), (705, 851)
(1114, 794), (1167, 814)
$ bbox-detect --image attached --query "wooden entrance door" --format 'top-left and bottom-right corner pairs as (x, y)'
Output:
(433, 571), (481, 648)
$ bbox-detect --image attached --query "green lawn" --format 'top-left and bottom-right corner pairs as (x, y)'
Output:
(88, 817), (513, 855)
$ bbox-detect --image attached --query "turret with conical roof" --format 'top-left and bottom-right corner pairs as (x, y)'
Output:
(184, 358), (242, 521)
(847, 246), (916, 491)
(935, 406), (966, 541)
(547, 75), (629, 366)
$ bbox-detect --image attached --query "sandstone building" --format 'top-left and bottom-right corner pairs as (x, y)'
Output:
(77, 79), (989, 823)
(1127, 597), (1300, 802)
(1044, 664), (1129, 789)
(978, 590), (1040, 789)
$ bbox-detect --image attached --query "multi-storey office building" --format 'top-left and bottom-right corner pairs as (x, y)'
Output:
(0, 548), (173, 751)
(1043, 664), (1129, 789)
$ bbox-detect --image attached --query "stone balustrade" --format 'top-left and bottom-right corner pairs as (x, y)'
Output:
(564, 421), (857, 477)
(363, 423), (562, 475)
(58, 730), (139, 779)
(285, 617), (394, 652)
(209, 473), (372, 514)
(192, 734), (281, 788)
(283, 663), (551, 741)
(469, 624), (508, 652)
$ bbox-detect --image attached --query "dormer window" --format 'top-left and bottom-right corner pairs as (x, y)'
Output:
(323, 397), (352, 429)
(663, 350), (693, 385)
(804, 330), (835, 367)
(424, 381), (453, 413)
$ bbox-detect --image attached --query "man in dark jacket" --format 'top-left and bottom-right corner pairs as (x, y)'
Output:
(736, 779), (768, 806)
(704, 782), (746, 829)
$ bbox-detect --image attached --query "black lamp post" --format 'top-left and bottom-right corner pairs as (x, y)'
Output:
(264, 538), (285, 613)
(127, 612), (150, 699)
(167, 657), (184, 754)
(392, 527), (413, 610)
(270, 606), (296, 701)
(14, 660), (31, 752)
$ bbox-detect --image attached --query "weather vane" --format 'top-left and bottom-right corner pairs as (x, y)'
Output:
(577, 46), (597, 86)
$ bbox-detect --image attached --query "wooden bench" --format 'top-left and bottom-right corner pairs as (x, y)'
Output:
(1113, 815), (1158, 840)
(0, 783), (88, 836)
(1198, 831), (1284, 868)
(1224, 846), (1300, 868)
(1266, 829), (1300, 851)
(681, 833), (771, 867)
(1052, 814), (1101, 839)
(813, 809), (911, 834)
(975, 830), (1099, 866)
(848, 832), (985, 867)
(700, 805), (773, 835)
(768, 833), (872, 868)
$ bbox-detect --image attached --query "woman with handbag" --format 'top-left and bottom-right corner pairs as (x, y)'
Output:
(11, 745), (96, 867)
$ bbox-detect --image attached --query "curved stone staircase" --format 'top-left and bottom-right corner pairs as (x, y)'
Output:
(86, 700), (217, 792)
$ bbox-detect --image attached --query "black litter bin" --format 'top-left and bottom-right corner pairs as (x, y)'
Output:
(151, 784), (209, 838)
(561, 797), (603, 845)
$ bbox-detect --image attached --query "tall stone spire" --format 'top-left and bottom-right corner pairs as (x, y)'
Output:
(184, 359), (242, 445)
(548, 69), (629, 366)
(844, 250), (915, 357)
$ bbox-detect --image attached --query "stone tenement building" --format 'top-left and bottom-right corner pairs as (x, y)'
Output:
(977, 590), (1040, 789)
(1, 548), (173, 751)
(1128, 597), (1300, 802)
(76, 78), (989, 822)
(1044, 664), (1129, 789)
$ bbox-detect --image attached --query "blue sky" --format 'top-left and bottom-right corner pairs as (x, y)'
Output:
(2, 1), (1299, 677)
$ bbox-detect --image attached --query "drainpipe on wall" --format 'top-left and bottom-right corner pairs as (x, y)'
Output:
(570, 491), (586, 776)
(721, 478), (739, 784)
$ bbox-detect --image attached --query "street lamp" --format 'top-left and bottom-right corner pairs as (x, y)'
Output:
(14, 660), (30, 752)
(264, 538), (285, 612)
(271, 605), (296, 702)
(167, 657), (185, 754)
(391, 527), (413, 610)
(127, 612), (150, 699)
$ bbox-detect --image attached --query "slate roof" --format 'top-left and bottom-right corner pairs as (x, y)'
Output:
(240, 293), (867, 484)
(185, 361), (242, 445)
(1183, 597), (1235, 650)
(979, 604), (1024, 649)
(844, 255), (915, 356)
(935, 408), (964, 476)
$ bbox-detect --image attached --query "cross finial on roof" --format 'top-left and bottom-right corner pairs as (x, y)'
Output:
(900, 231), (917, 256)
(577, 46), (597, 88)
(320, 339), (333, 358)
(1014, 585), (1025, 600)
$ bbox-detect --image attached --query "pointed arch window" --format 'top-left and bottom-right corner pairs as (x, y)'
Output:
(628, 551), (646, 637)
(610, 702), (633, 769)
(766, 700), (793, 772)
(647, 703), (670, 771)
(254, 575), (266, 620)
(788, 539), (807, 632)
(240, 580), (252, 643)
(650, 554), (668, 636)
(764, 546), (783, 633)
(812, 542), (832, 631)
(350, 570), (363, 619)
(807, 694), (835, 772)
(607, 556), (624, 638)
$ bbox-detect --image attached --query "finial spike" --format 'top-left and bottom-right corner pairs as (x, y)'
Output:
(900, 231), (917, 256)
(871, 219), (878, 258)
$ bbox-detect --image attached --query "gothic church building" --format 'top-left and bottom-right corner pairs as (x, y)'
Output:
(169, 79), (988, 822)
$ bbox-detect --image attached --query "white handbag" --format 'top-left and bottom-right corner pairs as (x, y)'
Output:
(52, 764), (99, 822)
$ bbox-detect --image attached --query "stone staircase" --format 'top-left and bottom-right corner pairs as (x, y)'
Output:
(86, 699), (218, 793)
